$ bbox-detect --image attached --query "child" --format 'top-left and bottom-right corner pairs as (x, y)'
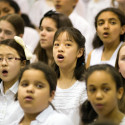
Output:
(80, 64), (125, 125)
(0, 36), (32, 124)
(86, 7), (125, 68)
(11, 62), (74, 125)
(33, 10), (73, 66)
(0, 14), (24, 41)
(115, 43), (125, 113)
(52, 27), (87, 125)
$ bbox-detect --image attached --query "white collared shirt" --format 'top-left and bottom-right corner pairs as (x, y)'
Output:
(0, 81), (23, 125)
(11, 105), (74, 125)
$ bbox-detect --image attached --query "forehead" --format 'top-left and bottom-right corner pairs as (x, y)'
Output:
(119, 45), (125, 54)
(21, 69), (49, 84)
(56, 31), (74, 40)
(41, 17), (57, 27)
(97, 11), (119, 21)
(0, 20), (15, 31)
(0, 1), (15, 10)
(87, 70), (115, 87)
(0, 45), (19, 56)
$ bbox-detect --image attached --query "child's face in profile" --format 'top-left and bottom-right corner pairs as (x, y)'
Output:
(118, 46), (125, 78)
(87, 70), (123, 118)
(18, 69), (54, 114)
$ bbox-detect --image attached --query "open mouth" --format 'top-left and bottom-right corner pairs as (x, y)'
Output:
(2, 70), (8, 75)
(103, 32), (109, 37)
(57, 54), (64, 59)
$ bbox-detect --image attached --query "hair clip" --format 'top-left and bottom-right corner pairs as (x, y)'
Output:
(14, 36), (33, 60)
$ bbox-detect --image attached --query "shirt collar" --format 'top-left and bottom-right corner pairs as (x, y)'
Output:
(0, 80), (19, 94)
(34, 105), (54, 123)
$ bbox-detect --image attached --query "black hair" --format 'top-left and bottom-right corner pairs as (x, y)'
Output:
(93, 7), (125, 48)
(53, 27), (86, 80)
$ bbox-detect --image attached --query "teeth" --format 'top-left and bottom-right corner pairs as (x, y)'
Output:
(58, 55), (64, 59)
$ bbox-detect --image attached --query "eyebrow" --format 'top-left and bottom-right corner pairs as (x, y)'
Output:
(98, 18), (117, 22)
(88, 83), (109, 87)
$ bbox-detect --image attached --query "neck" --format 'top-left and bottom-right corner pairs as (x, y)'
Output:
(98, 107), (124, 124)
(46, 48), (53, 66)
(20, 113), (38, 125)
(58, 68), (76, 89)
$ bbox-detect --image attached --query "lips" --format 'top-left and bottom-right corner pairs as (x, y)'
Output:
(55, 4), (61, 9)
(95, 103), (104, 110)
(2, 69), (8, 76)
(25, 96), (33, 101)
(103, 32), (110, 37)
(57, 54), (64, 63)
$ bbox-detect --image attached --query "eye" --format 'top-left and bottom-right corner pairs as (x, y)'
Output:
(103, 87), (110, 92)
(88, 87), (96, 93)
(7, 57), (14, 61)
(97, 21), (104, 26)
(54, 42), (59, 46)
(5, 30), (13, 35)
(0, 57), (3, 61)
(21, 82), (29, 87)
(110, 21), (116, 25)
(36, 83), (44, 89)
(65, 43), (71, 46)
(46, 27), (54, 32)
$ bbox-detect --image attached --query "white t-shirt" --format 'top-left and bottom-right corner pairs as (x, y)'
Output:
(52, 80), (87, 125)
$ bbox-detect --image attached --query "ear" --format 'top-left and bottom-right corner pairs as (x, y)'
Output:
(19, 34), (24, 38)
(73, 0), (78, 8)
(21, 60), (26, 68)
(77, 48), (84, 58)
(49, 90), (55, 102)
(120, 25), (125, 35)
(117, 87), (124, 100)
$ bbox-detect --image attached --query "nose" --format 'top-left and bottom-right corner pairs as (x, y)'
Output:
(0, 31), (5, 41)
(95, 90), (103, 100)
(40, 29), (46, 36)
(1, 58), (8, 66)
(58, 44), (64, 52)
(104, 21), (109, 29)
(26, 84), (34, 93)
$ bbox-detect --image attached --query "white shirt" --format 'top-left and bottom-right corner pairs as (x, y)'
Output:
(29, 0), (54, 27)
(120, 117), (125, 125)
(10, 105), (74, 125)
(86, 0), (111, 34)
(0, 81), (23, 125)
(69, 11), (94, 59)
(52, 80), (87, 125)
(90, 42), (123, 67)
